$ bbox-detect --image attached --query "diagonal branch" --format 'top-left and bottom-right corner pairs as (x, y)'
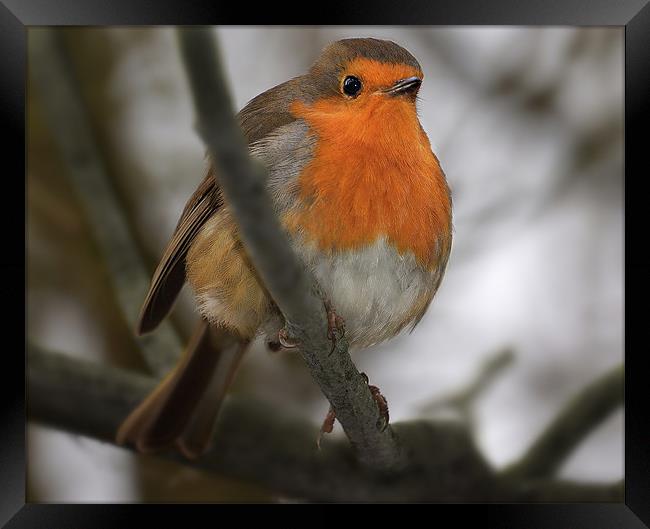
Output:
(29, 28), (181, 376)
(419, 348), (515, 419)
(27, 347), (623, 502)
(176, 28), (404, 470)
(503, 364), (623, 480)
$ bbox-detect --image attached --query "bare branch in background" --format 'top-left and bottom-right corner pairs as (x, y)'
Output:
(29, 29), (181, 376)
(27, 346), (622, 502)
(503, 364), (623, 480)
(418, 348), (515, 425)
(175, 28), (405, 471)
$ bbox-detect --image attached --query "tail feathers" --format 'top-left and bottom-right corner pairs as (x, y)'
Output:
(116, 320), (248, 459)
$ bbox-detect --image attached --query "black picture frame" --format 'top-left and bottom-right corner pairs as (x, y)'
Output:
(8, 0), (649, 526)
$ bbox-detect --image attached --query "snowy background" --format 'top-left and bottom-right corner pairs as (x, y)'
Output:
(27, 27), (623, 501)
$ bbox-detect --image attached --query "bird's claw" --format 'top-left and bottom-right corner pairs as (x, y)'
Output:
(327, 312), (346, 340)
(361, 372), (390, 432)
(324, 301), (346, 355)
(316, 374), (390, 449)
(316, 405), (337, 449)
(277, 328), (299, 349)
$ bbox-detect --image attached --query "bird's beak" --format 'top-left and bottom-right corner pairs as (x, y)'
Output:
(384, 76), (422, 96)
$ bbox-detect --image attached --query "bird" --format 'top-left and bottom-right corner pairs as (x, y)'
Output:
(116, 37), (453, 459)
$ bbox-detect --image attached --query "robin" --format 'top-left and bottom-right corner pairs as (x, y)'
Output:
(116, 37), (453, 459)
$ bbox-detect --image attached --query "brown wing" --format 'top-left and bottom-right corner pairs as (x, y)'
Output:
(136, 166), (222, 334)
(136, 78), (300, 335)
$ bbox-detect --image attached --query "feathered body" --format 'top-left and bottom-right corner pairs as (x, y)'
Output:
(187, 46), (452, 349)
(118, 38), (452, 457)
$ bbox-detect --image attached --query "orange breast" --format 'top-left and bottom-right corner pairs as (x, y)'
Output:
(286, 95), (452, 269)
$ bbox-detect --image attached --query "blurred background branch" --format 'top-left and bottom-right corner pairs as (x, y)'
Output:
(28, 344), (622, 502)
(504, 364), (623, 480)
(418, 347), (515, 426)
(29, 29), (181, 377)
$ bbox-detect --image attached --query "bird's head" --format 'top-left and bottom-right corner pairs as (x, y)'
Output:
(292, 38), (426, 147)
(306, 38), (423, 102)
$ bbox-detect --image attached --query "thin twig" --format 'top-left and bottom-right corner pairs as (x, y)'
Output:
(27, 347), (622, 502)
(29, 28), (181, 376)
(175, 28), (404, 470)
(503, 364), (623, 480)
(419, 348), (515, 419)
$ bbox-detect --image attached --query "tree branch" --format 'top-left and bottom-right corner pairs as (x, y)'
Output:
(29, 28), (181, 376)
(27, 347), (622, 502)
(419, 348), (515, 420)
(175, 28), (404, 470)
(503, 364), (623, 480)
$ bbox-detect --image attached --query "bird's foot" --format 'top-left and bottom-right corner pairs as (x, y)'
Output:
(316, 372), (390, 448)
(361, 372), (390, 432)
(316, 405), (337, 449)
(267, 328), (299, 352)
(324, 300), (346, 355)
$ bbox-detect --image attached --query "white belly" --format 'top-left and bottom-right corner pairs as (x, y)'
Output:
(293, 236), (435, 349)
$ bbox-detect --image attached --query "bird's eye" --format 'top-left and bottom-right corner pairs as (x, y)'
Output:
(342, 76), (362, 97)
